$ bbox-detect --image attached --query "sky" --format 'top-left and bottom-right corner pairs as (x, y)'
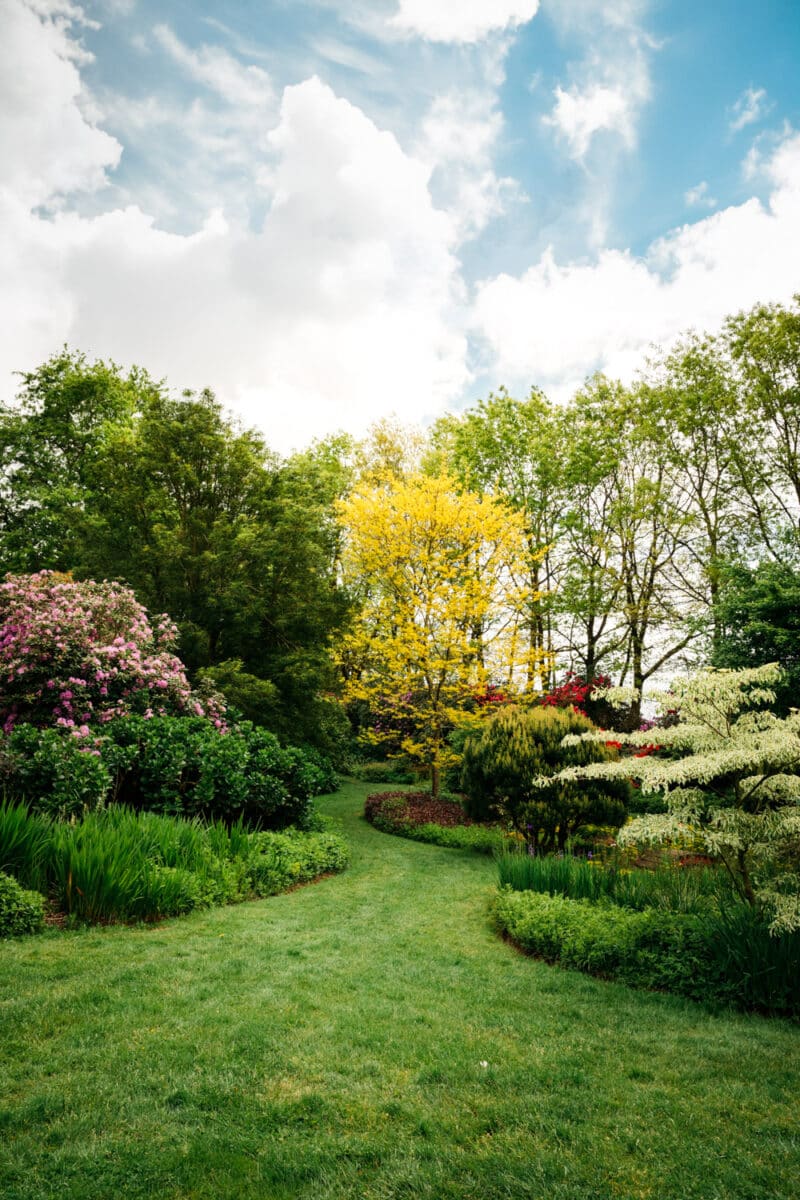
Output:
(2, 0), (800, 454)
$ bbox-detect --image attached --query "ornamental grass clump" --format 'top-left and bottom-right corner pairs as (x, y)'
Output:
(0, 799), (349, 926)
(496, 849), (727, 915)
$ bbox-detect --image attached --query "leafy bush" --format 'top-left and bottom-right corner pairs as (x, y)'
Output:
(356, 761), (417, 785)
(0, 870), (45, 937)
(493, 887), (800, 1017)
(105, 715), (334, 827)
(0, 716), (334, 828)
(0, 724), (111, 817)
(460, 705), (629, 849)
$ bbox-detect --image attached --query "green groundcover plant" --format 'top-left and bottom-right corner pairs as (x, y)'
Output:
(0, 869), (45, 936)
(493, 886), (800, 1017)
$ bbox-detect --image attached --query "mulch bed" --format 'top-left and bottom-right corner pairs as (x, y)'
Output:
(365, 790), (474, 828)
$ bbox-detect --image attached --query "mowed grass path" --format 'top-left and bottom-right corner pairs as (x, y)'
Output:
(1, 781), (798, 1200)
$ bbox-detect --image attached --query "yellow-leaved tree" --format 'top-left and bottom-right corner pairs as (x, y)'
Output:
(338, 473), (546, 796)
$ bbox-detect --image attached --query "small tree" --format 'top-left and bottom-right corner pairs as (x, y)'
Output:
(339, 475), (543, 797)
(550, 664), (800, 931)
(460, 705), (628, 850)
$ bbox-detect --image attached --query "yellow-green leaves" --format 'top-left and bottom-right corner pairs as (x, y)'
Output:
(338, 474), (545, 792)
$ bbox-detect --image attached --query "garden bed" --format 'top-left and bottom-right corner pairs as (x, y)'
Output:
(364, 790), (510, 853)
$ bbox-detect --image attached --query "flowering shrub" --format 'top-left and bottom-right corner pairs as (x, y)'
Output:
(0, 571), (225, 735)
(539, 672), (609, 712)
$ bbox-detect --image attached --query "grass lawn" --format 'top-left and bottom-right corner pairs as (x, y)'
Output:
(1, 780), (798, 1199)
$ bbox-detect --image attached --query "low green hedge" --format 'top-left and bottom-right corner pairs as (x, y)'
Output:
(493, 886), (800, 1018)
(382, 820), (508, 855)
(0, 870), (46, 937)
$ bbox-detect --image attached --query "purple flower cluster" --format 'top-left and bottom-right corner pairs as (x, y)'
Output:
(0, 572), (225, 734)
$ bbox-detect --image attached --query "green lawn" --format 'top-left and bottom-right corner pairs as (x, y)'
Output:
(1, 780), (798, 1199)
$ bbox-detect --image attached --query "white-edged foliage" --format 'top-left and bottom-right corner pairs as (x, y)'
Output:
(549, 664), (800, 932)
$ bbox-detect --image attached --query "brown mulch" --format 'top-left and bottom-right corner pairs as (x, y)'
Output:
(368, 790), (474, 827)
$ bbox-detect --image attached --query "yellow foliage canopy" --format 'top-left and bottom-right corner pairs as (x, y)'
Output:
(338, 473), (546, 791)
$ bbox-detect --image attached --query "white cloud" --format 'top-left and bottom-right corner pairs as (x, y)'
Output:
(546, 78), (639, 158)
(542, 1), (654, 161)
(473, 130), (800, 396)
(0, 0), (120, 207)
(416, 90), (522, 239)
(390, 0), (539, 44)
(153, 24), (276, 110)
(684, 180), (716, 209)
(0, 36), (470, 451)
(729, 86), (769, 133)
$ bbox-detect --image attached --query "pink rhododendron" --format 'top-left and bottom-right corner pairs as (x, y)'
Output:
(0, 572), (225, 732)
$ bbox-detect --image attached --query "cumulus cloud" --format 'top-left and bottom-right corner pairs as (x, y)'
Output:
(0, 0), (120, 207)
(0, 15), (470, 452)
(472, 130), (800, 396)
(390, 0), (539, 44)
(729, 86), (769, 133)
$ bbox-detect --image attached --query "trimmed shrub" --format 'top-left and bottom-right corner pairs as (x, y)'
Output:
(0, 870), (45, 937)
(493, 887), (800, 1017)
(460, 705), (629, 850)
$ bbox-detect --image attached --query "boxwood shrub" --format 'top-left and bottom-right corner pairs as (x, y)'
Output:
(0, 870), (45, 938)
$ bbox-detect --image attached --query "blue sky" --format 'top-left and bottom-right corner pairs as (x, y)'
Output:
(2, 0), (799, 451)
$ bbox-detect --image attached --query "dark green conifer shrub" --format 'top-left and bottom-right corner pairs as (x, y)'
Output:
(460, 705), (628, 852)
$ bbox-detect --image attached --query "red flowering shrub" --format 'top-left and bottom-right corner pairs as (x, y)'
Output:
(0, 572), (225, 735)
